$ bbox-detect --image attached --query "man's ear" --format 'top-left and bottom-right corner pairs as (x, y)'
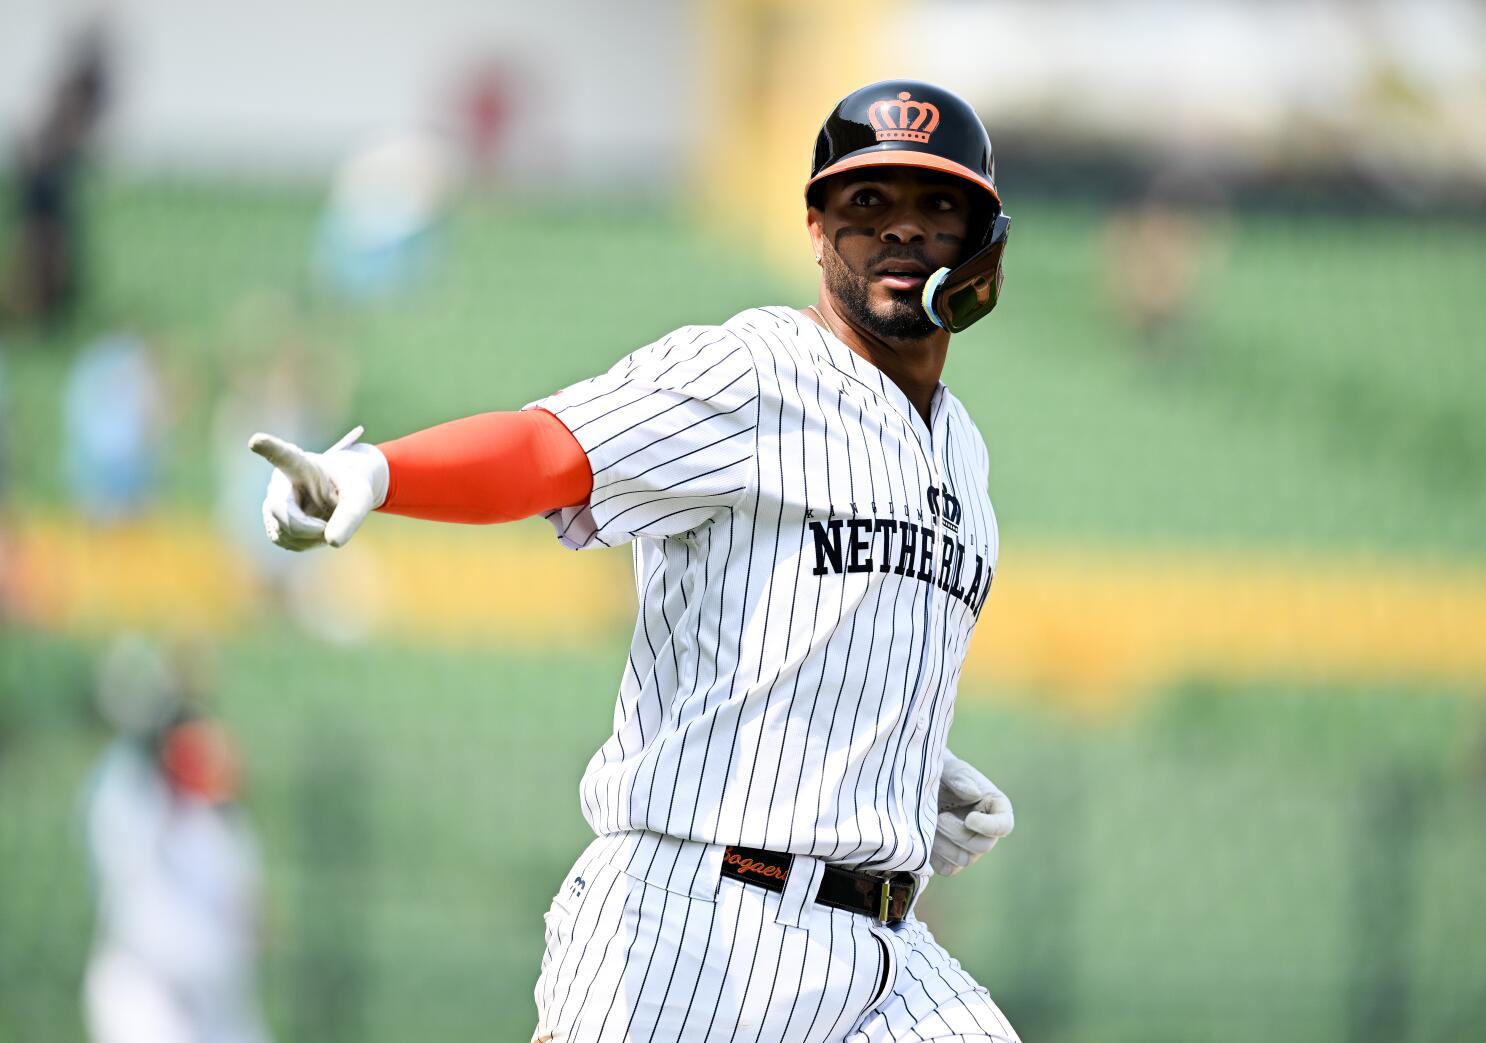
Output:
(806, 208), (824, 265)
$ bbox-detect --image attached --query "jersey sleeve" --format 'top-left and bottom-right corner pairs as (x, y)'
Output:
(526, 327), (759, 549)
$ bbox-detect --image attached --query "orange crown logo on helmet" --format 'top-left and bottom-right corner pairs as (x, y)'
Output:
(868, 91), (940, 143)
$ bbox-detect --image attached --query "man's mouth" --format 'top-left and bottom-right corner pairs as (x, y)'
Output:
(871, 258), (929, 291)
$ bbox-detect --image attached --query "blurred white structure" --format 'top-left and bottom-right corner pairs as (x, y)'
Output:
(0, 0), (696, 185)
(914, 0), (1486, 181)
(4, 0), (1479, 186)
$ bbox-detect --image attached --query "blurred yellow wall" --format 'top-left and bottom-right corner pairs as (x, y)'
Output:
(695, 0), (891, 274)
(16, 516), (1486, 711)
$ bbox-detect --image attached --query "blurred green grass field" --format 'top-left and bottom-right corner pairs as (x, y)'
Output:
(5, 630), (1484, 1043)
(2, 180), (1485, 1042)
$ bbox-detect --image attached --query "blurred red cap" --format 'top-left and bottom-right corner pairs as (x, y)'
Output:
(160, 720), (241, 803)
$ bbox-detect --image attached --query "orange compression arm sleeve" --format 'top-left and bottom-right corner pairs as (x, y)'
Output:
(375, 409), (593, 524)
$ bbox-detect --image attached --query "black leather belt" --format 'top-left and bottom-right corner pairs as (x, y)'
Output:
(721, 846), (917, 925)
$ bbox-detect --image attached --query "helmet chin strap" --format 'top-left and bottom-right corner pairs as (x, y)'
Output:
(922, 213), (1012, 333)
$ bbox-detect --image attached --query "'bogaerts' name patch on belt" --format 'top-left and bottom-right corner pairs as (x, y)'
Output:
(724, 849), (790, 883)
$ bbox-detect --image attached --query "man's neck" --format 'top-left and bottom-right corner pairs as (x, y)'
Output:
(804, 297), (949, 425)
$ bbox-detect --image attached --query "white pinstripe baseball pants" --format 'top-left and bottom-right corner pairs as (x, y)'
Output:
(532, 833), (1020, 1043)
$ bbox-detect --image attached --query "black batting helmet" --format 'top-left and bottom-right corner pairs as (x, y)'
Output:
(806, 80), (1000, 214)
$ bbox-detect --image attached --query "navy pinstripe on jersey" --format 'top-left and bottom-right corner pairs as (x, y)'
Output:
(530, 307), (999, 873)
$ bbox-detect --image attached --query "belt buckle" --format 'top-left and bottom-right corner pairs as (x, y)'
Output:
(877, 875), (918, 926)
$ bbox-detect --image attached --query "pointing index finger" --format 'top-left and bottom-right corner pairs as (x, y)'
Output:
(249, 433), (318, 483)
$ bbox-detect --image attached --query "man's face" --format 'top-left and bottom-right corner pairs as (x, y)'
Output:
(809, 168), (974, 340)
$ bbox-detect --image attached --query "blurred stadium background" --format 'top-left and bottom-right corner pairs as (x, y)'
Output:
(2, 1), (1485, 1041)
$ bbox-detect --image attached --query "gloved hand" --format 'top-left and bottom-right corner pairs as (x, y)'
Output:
(249, 426), (388, 551)
(930, 748), (1014, 877)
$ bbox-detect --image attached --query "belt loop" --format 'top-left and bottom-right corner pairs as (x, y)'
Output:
(694, 842), (726, 900)
(775, 854), (825, 929)
(904, 870), (927, 919)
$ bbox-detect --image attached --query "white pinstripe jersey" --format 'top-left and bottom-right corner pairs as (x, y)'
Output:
(531, 306), (999, 873)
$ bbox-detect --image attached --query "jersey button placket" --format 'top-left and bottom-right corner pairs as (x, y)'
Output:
(911, 453), (948, 736)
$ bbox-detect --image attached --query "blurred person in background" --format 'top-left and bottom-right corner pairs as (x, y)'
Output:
(63, 331), (166, 524)
(0, 343), (14, 620)
(453, 59), (516, 175)
(1, 24), (110, 327)
(313, 131), (456, 301)
(81, 635), (273, 1043)
(0, 341), (9, 492)
(210, 292), (381, 641)
(1101, 169), (1231, 355)
(213, 293), (352, 585)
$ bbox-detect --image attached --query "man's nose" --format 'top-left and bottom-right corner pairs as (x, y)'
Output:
(881, 207), (927, 244)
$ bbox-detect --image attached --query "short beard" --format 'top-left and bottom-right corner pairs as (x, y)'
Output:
(822, 245), (938, 341)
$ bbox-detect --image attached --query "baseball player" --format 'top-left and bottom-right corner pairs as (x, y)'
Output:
(253, 80), (1020, 1042)
(82, 638), (272, 1043)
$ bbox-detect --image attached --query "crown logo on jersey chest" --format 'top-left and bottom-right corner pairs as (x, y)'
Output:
(926, 485), (961, 534)
(869, 91), (940, 143)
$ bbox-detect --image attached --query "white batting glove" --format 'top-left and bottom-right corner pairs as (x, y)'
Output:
(930, 748), (1015, 877)
(248, 426), (388, 551)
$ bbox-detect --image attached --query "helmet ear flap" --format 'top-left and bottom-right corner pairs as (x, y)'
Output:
(961, 197), (1001, 264)
(922, 212), (1011, 333)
